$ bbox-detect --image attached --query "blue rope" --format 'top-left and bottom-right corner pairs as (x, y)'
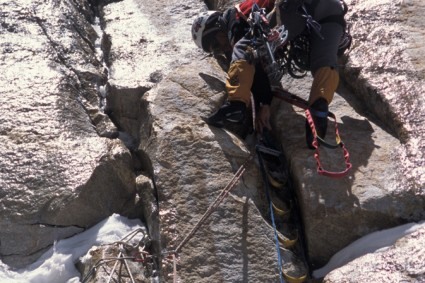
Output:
(256, 145), (285, 283)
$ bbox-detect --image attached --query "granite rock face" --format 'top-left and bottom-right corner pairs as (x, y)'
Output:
(0, 0), (140, 268)
(269, 0), (425, 269)
(0, 0), (424, 281)
(323, 224), (425, 282)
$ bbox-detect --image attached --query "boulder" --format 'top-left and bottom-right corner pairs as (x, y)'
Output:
(101, 0), (301, 281)
(0, 0), (140, 268)
(1, 0), (424, 281)
(342, 0), (425, 192)
(93, 0), (425, 279)
(269, 0), (425, 268)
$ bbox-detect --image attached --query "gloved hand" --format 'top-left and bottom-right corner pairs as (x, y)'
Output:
(256, 104), (272, 134)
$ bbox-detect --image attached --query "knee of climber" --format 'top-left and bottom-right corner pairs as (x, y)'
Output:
(225, 59), (255, 106)
(309, 66), (339, 105)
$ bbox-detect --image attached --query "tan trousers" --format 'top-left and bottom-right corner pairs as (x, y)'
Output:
(225, 59), (255, 106)
(309, 66), (339, 105)
(226, 62), (338, 107)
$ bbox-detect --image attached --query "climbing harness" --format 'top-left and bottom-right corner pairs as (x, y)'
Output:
(248, 3), (289, 85)
(273, 0), (352, 77)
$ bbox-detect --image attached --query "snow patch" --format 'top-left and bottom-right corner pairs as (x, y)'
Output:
(313, 220), (425, 278)
(0, 214), (145, 283)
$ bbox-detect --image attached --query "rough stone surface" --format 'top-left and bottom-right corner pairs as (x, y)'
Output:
(96, 0), (294, 281)
(342, 0), (425, 193)
(1, 0), (424, 281)
(140, 61), (284, 282)
(324, 225), (425, 282)
(272, 77), (424, 268)
(270, 0), (425, 269)
(0, 0), (140, 268)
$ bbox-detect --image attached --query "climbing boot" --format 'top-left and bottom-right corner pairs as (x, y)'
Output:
(204, 100), (246, 128)
(305, 98), (328, 149)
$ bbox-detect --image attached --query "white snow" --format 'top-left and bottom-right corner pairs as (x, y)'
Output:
(313, 220), (425, 278)
(1, 215), (423, 281)
(0, 214), (146, 283)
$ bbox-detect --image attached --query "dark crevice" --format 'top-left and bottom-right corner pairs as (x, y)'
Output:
(337, 79), (400, 140)
(31, 222), (85, 229)
(87, 0), (156, 194)
(254, 130), (312, 279)
(202, 0), (312, 279)
(31, 6), (114, 141)
(87, 0), (161, 280)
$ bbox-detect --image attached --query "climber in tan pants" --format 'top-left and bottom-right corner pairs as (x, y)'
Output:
(205, 0), (346, 148)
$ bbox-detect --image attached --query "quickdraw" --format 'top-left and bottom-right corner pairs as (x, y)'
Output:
(272, 85), (352, 178)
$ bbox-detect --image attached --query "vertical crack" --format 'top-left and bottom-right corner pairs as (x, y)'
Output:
(88, 0), (161, 278)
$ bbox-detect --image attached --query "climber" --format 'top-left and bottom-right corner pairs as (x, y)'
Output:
(191, 0), (276, 133)
(192, 0), (348, 148)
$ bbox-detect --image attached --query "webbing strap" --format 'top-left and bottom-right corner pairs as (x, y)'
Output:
(271, 85), (352, 178)
(271, 85), (310, 110)
(305, 109), (352, 178)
